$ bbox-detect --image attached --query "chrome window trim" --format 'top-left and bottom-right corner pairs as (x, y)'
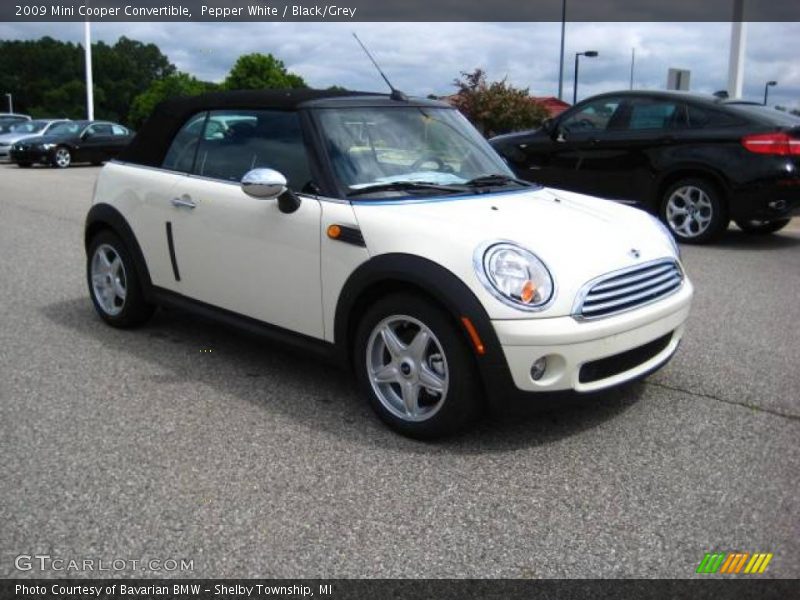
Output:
(572, 258), (684, 321)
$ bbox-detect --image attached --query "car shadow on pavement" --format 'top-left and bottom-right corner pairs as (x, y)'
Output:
(714, 227), (800, 250)
(40, 297), (643, 454)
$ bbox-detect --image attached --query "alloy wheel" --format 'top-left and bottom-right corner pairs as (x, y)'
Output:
(54, 147), (71, 168)
(365, 315), (449, 422)
(665, 185), (713, 238)
(90, 244), (127, 316)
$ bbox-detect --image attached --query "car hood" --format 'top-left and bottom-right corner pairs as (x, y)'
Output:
(352, 186), (680, 319)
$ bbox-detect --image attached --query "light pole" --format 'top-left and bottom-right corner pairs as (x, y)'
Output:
(573, 50), (598, 105)
(763, 80), (777, 105)
(4, 93), (11, 113)
(557, 0), (567, 100)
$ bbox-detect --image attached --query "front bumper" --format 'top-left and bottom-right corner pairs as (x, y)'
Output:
(492, 279), (693, 393)
(9, 148), (51, 164)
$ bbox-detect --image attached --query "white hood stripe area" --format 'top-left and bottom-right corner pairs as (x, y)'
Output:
(352, 187), (679, 320)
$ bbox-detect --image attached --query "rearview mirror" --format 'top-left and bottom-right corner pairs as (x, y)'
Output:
(241, 168), (301, 214)
(241, 168), (287, 199)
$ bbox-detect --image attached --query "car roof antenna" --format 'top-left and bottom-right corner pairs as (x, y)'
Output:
(352, 33), (408, 102)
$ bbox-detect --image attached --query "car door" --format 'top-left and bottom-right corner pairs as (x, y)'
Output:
(79, 123), (114, 162)
(578, 95), (687, 203)
(517, 96), (626, 194)
(167, 109), (325, 339)
(108, 124), (133, 158)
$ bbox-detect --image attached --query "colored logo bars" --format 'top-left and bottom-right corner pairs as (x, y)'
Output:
(696, 552), (773, 574)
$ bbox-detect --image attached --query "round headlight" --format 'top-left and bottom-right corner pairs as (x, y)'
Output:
(476, 242), (554, 310)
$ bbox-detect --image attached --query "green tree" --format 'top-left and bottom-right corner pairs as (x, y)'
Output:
(129, 73), (217, 128)
(222, 53), (306, 90)
(450, 68), (549, 137)
(0, 36), (174, 124)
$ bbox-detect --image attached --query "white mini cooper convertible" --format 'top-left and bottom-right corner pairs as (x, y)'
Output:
(85, 90), (693, 438)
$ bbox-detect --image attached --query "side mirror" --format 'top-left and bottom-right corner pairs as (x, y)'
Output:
(81, 131), (92, 140)
(241, 168), (301, 214)
(242, 168), (287, 199)
(541, 118), (553, 133)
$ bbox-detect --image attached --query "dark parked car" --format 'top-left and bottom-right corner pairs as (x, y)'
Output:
(490, 91), (800, 243)
(10, 120), (134, 168)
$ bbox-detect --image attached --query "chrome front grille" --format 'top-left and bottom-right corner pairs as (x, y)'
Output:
(575, 259), (683, 319)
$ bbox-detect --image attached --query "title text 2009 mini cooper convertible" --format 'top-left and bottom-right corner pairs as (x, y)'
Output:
(85, 90), (693, 438)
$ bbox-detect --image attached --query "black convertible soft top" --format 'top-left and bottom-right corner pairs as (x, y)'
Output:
(118, 88), (451, 168)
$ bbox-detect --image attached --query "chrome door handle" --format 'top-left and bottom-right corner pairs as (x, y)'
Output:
(171, 195), (196, 209)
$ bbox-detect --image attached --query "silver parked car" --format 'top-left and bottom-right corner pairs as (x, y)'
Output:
(0, 119), (70, 161)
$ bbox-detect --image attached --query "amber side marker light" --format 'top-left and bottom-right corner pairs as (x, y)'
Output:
(520, 280), (537, 304)
(461, 317), (486, 355)
(327, 224), (342, 239)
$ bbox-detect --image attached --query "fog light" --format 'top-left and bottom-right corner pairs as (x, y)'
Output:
(530, 357), (547, 381)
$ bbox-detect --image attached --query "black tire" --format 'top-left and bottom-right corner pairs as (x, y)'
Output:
(353, 292), (483, 439)
(735, 218), (792, 235)
(660, 177), (728, 244)
(16, 162), (32, 168)
(87, 230), (155, 328)
(51, 146), (71, 168)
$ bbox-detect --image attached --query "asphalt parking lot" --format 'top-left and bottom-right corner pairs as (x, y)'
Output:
(1, 163), (798, 579)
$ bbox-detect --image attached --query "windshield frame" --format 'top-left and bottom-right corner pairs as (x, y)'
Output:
(308, 104), (525, 201)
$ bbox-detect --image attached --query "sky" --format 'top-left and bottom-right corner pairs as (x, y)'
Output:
(1, 21), (798, 109)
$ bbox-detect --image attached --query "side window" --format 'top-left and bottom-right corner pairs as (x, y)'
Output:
(685, 105), (741, 128)
(162, 112), (207, 173)
(111, 124), (128, 136)
(560, 98), (623, 134)
(88, 123), (113, 136)
(627, 99), (681, 130)
(193, 109), (312, 190)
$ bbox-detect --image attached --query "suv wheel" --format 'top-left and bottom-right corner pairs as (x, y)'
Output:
(87, 231), (155, 328)
(735, 218), (791, 235)
(354, 293), (482, 439)
(52, 146), (71, 168)
(660, 178), (728, 244)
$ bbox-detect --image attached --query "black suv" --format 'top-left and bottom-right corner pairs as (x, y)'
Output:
(490, 91), (800, 243)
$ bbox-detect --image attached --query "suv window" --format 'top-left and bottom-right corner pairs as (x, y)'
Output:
(193, 109), (312, 190)
(627, 98), (681, 130)
(560, 98), (623, 133)
(162, 112), (207, 173)
(685, 104), (742, 128)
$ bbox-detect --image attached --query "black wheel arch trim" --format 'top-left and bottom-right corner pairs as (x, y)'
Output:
(84, 203), (154, 300)
(334, 253), (516, 401)
(655, 165), (730, 204)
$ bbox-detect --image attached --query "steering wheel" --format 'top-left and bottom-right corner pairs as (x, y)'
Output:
(410, 155), (453, 173)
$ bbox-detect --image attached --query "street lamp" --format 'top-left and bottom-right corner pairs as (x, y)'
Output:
(763, 80), (777, 105)
(4, 93), (11, 113)
(573, 51), (598, 105)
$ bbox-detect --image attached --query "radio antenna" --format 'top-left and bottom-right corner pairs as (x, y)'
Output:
(352, 33), (408, 101)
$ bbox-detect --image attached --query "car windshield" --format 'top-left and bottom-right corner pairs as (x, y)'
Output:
(10, 120), (49, 134)
(315, 106), (520, 197)
(47, 122), (82, 136)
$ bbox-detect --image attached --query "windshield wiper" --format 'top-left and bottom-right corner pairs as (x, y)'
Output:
(347, 181), (466, 197)
(464, 174), (535, 188)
